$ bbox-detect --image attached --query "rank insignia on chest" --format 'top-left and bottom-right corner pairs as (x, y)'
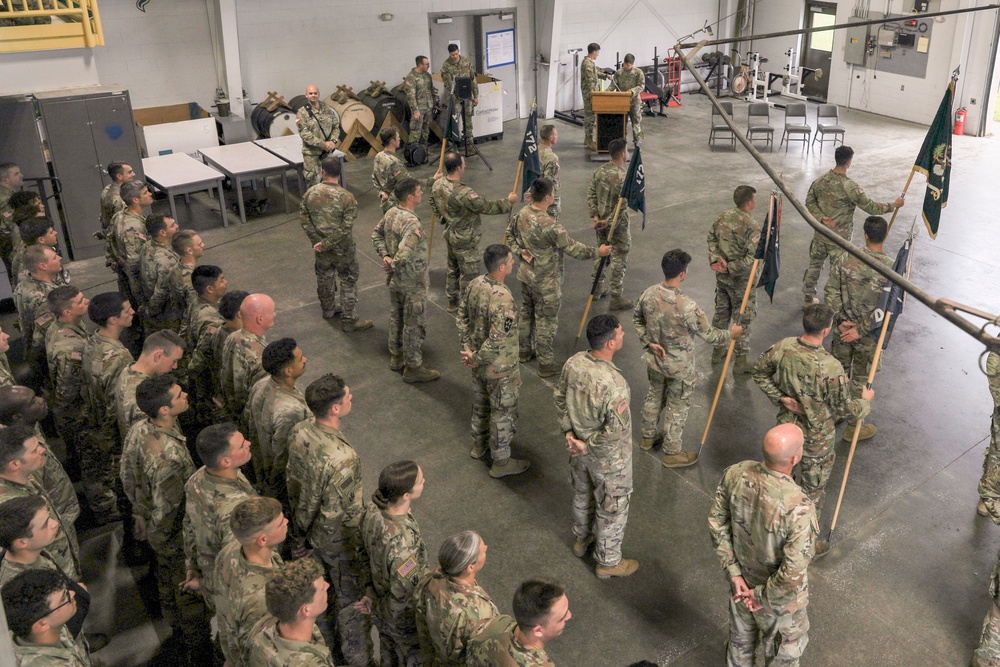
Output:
(397, 557), (417, 578)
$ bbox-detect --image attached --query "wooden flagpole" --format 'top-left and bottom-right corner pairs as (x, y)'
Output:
(575, 197), (625, 343)
(828, 311), (892, 536)
(886, 167), (917, 233)
(698, 258), (760, 453)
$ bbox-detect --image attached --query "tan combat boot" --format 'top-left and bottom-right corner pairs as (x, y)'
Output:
(470, 443), (488, 459)
(489, 458), (530, 478)
(842, 422), (876, 441)
(595, 559), (639, 579)
(661, 451), (698, 468)
(609, 296), (634, 311)
(640, 436), (659, 451)
(403, 366), (441, 383)
(572, 534), (594, 558)
(978, 499), (989, 517)
(341, 319), (373, 332)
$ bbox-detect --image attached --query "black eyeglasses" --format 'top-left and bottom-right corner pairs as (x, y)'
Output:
(46, 587), (73, 616)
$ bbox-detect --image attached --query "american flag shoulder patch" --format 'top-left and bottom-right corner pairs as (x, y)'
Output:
(397, 557), (417, 578)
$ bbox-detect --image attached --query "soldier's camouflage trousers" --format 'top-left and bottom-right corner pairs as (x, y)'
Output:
(150, 537), (210, 650)
(389, 289), (426, 369)
(445, 241), (480, 306)
(470, 369), (520, 462)
(641, 368), (694, 454)
(317, 554), (374, 667)
(714, 273), (756, 357)
(592, 224), (630, 299)
(316, 249), (360, 321)
(303, 153), (324, 187)
(780, 412), (836, 514)
(519, 279), (561, 366)
(583, 95), (596, 149)
(79, 427), (118, 515)
(410, 107), (433, 145)
(980, 409), (1000, 506)
(627, 100), (643, 143)
(727, 597), (809, 667)
(974, 603), (1000, 667)
(570, 458), (631, 567)
(802, 234), (847, 300)
(831, 332), (878, 405)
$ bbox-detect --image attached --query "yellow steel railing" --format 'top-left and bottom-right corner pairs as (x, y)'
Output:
(0, 0), (104, 53)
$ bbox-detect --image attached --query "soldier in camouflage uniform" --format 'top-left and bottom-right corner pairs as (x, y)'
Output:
(372, 178), (441, 383)
(802, 146), (903, 306)
(286, 374), (373, 667)
(0, 162), (24, 285)
(751, 303), (873, 549)
(170, 230), (204, 333)
(249, 558), (337, 667)
(138, 214), (183, 335)
(109, 180), (152, 308)
(98, 161), (135, 264)
(440, 44), (478, 142)
(15, 245), (62, 392)
(415, 531), (499, 666)
(457, 245), (530, 478)
(214, 497), (286, 667)
(0, 424), (79, 580)
(119, 374), (210, 664)
(974, 544), (1000, 666)
(0, 325), (14, 386)
(465, 578), (570, 667)
(823, 215), (893, 443)
(372, 127), (441, 214)
(612, 54), (645, 144)
(245, 338), (308, 508)
(404, 55), (439, 146)
(2, 569), (93, 667)
(581, 43), (611, 151)
(708, 424), (818, 667)
(13, 216), (65, 289)
(220, 293), (275, 424)
(506, 179), (610, 378)
(44, 287), (90, 480)
(434, 153), (517, 311)
(183, 422), (257, 610)
(0, 388), (80, 556)
(0, 496), (65, 588)
(191, 287), (242, 434)
(79, 293), (134, 518)
(297, 85), (341, 186)
(113, 330), (185, 441)
(362, 461), (430, 667)
(588, 139), (633, 311)
(977, 350), (1000, 520)
(300, 157), (372, 331)
(708, 185), (761, 372)
(538, 125), (561, 217)
(634, 250), (741, 468)
(553, 314), (638, 579)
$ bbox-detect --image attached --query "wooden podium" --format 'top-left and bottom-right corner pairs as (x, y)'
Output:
(591, 91), (631, 153)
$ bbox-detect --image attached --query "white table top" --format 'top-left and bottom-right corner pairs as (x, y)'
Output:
(142, 153), (225, 189)
(199, 142), (288, 176)
(253, 135), (304, 165)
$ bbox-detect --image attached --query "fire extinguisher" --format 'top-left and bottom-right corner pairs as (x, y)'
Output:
(954, 107), (967, 136)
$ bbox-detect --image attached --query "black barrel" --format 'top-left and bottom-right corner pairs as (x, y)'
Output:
(358, 91), (406, 133)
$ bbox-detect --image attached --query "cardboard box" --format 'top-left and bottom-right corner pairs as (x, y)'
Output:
(134, 103), (219, 158)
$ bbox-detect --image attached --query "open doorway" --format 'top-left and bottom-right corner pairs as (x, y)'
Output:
(802, 2), (836, 100)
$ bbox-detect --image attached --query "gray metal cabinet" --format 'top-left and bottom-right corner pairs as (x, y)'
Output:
(36, 87), (142, 261)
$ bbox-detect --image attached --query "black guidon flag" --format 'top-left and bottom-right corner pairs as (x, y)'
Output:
(755, 192), (781, 302)
(620, 145), (646, 229)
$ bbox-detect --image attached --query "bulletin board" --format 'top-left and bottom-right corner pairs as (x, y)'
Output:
(873, 13), (933, 79)
(485, 28), (515, 68)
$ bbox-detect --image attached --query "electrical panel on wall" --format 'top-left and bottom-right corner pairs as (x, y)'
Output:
(842, 12), (932, 78)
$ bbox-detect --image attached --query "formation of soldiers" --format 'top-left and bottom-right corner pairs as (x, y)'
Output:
(0, 82), (995, 667)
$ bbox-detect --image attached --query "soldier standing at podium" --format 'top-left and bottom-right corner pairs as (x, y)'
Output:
(613, 54), (645, 145)
(582, 43), (610, 152)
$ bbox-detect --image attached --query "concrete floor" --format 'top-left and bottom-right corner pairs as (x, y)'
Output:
(28, 93), (1000, 666)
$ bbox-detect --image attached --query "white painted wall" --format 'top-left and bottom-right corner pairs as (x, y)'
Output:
(553, 0), (721, 112)
(0, 48), (100, 94)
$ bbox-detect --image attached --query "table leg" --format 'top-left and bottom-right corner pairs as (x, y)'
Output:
(236, 177), (247, 224)
(168, 192), (178, 222)
(296, 167), (304, 195)
(218, 179), (229, 228)
(282, 171), (289, 214)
